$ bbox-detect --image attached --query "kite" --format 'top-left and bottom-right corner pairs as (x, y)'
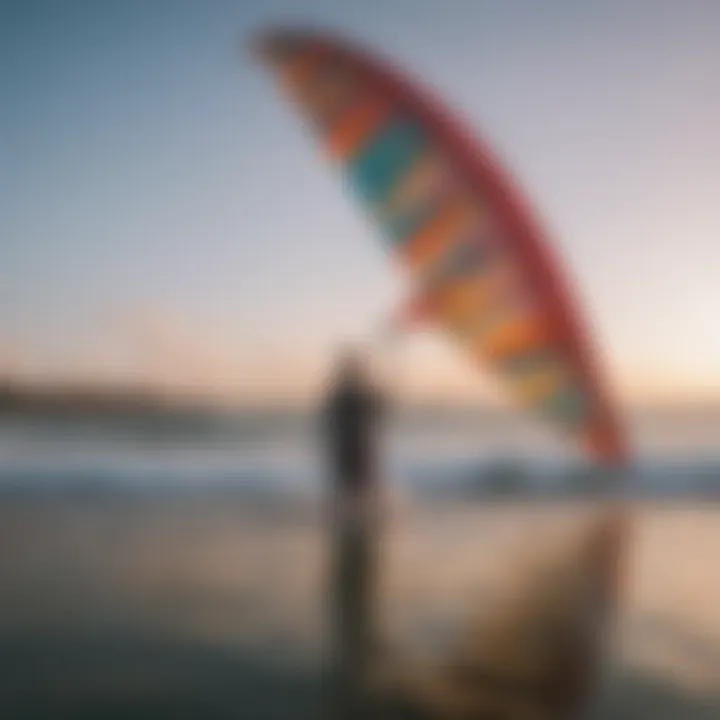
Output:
(253, 28), (627, 465)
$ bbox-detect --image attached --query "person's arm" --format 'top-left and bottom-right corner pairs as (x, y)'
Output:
(373, 386), (389, 424)
(326, 380), (346, 423)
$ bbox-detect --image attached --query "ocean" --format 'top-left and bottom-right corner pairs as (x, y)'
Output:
(0, 405), (718, 498)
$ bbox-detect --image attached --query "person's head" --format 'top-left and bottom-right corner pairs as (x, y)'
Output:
(333, 345), (367, 387)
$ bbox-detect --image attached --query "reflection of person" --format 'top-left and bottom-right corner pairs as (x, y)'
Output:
(322, 347), (385, 719)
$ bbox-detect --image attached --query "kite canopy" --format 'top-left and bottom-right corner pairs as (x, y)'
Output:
(253, 28), (627, 465)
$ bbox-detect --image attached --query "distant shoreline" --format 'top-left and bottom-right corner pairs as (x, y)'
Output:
(2, 379), (720, 420)
(0, 380), (210, 417)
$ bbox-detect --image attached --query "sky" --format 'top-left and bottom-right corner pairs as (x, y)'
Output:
(1, 0), (719, 406)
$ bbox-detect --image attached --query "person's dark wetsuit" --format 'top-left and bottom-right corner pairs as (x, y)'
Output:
(324, 373), (383, 495)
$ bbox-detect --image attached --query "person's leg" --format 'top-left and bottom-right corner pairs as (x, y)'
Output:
(330, 493), (377, 719)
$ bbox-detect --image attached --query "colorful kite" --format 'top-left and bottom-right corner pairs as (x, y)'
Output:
(253, 28), (627, 465)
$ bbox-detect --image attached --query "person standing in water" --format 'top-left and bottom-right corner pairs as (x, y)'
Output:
(322, 347), (386, 720)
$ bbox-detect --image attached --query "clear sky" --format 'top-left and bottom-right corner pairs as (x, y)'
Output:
(1, 0), (719, 405)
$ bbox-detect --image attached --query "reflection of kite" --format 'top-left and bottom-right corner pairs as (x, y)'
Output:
(371, 507), (630, 719)
(253, 28), (627, 465)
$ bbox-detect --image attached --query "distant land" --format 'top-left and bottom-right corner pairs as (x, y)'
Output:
(1, 378), (719, 421)
(0, 380), (204, 417)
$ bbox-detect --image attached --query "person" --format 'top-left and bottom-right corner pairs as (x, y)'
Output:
(323, 348), (384, 500)
(321, 347), (386, 719)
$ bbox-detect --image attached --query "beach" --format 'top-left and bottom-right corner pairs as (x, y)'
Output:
(5, 1), (720, 716)
(0, 491), (717, 718)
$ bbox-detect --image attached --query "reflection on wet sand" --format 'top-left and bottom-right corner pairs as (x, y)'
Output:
(0, 493), (717, 718)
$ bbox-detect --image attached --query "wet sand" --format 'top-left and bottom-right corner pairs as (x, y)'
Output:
(0, 492), (717, 718)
